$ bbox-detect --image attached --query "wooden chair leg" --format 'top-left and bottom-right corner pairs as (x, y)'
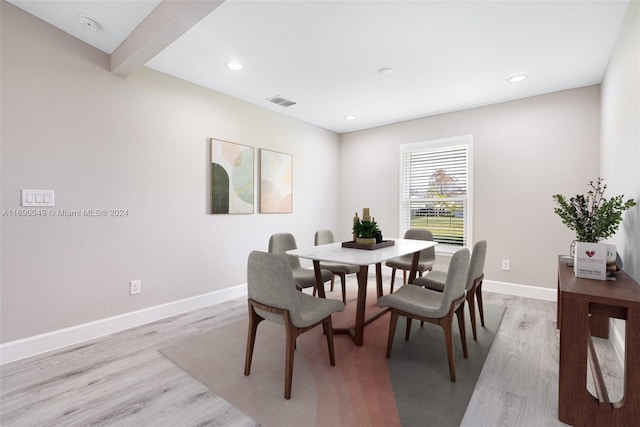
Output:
(455, 303), (468, 358)
(417, 268), (430, 328)
(476, 280), (485, 327)
(441, 316), (456, 382)
(405, 316), (413, 340)
(466, 291), (478, 341)
(386, 310), (400, 358)
(390, 268), (397, 293)
(324, 317), (336, 366)
(284, 322), (296, 400)
(244, 304), (262, 376)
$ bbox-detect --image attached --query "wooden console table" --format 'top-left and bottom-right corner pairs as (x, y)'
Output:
(557, 257), (640, 426)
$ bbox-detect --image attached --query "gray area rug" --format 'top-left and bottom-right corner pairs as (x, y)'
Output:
(160, 289), (504, 427)
(388, 304), (505, 426)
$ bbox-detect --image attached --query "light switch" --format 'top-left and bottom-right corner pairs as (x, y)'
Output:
(21, 189), (55, 207)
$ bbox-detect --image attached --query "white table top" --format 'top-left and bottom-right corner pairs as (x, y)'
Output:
(287, 238), (437, 266)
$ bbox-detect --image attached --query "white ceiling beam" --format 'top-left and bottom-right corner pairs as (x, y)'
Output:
(110, 0), (225, 76)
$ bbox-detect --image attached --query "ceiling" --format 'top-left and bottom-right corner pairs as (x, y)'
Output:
(8, 0), (630, 134)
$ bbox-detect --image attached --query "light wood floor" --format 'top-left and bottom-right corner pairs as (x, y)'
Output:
(1, 280), (624, 426)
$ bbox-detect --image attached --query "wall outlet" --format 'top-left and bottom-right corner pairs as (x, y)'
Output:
(501, 259), (511, 271)
(130, 280), (141, 295)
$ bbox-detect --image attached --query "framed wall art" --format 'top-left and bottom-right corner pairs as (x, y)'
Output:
(260, 149), (292, 213)
(211, 138), (254, 214)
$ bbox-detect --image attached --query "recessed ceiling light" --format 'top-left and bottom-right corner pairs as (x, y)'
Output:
(378, 67), (393, 75)
(226, 61), (244, 71)
(508, 74), (528, 83)
(345, 115), (356, 120)
(79, 15), (101, 32)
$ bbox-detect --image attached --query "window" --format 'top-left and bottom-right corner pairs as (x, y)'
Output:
(399, 135), (472, 251)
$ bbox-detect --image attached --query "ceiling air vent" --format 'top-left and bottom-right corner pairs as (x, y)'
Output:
(267, 95), (297, 108)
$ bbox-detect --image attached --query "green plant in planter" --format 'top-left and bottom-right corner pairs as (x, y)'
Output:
(552, 177), (636, 243)
(353, 219), (380, 238)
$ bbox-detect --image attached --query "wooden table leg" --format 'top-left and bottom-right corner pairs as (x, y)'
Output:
(376, 263), (383, 297)
(312, 260), (326, 298)
(558, 295), (590, 425)
(560, 296), (640, 424)
(407, 251), (420, 284)
(333, 263), (389, 346)
(353, 265), (369, 346)
(621, 308), (640, 418)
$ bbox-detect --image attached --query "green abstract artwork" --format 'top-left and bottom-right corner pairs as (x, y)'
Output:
(211, 139), (254, 214)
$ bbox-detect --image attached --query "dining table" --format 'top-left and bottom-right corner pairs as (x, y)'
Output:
(287, 238), (437, 346)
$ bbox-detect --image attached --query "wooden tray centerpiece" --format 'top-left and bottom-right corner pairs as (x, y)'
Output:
(342, 240), (395, 250)
(346, 208), (394, 250)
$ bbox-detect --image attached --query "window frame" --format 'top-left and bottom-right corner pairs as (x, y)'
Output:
(398, 134), (473, 253)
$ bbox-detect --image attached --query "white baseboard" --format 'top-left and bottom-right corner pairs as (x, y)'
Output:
(0, 284), (248, 365)
(3, 279), (618, 367)
(483, 279), (557, 302)
(610, 322), (626, 368)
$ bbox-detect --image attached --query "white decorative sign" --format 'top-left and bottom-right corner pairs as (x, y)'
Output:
(574, 242), (607, 280)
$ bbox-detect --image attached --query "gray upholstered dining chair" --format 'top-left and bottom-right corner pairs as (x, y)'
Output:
(268, 232), (333, 292)
(314, 229), (359, 304)
(414, 240), (487, 340)
(244, 251), (345, 399)
(385, 228), (436, 292)
(378, 248), (470, 382)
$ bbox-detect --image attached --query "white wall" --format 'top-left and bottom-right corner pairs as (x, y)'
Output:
(601, 0), (640, 281)
(0, 3), (340, 343)
(2, 0), (629, 350)
(600, 1), (640, 354)
(340, 87), (601, 289)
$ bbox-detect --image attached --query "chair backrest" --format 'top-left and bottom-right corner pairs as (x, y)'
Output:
(404, 228), (436, 263)
(247, 250), (304, 324)
(466, 240), (487, 291)
(314, 229), (335, 245)
(268, 233), (302, 270)
(439, 248), (470, 310)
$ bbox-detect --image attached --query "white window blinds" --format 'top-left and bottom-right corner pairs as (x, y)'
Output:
(399, 135), (472, 248)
